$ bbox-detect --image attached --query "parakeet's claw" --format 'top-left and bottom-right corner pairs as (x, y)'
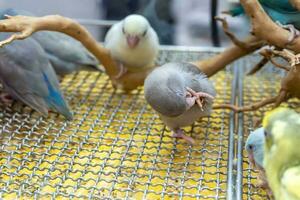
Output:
(113, 62), (127, 79)
(0, 93), (13, 105)
(186, 87), (214, 110)
(172, 129), (195, 145)
(276, 21), (300, 45)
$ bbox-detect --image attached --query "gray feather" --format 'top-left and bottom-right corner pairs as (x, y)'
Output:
(0, 33), (72, 119)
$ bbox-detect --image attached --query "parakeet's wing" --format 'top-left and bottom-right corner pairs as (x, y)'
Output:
(0, 8), (99, 75)
(281, 166), (300, 200)
(32, 31), (100, 71)
(0, 34), (72, 119)
(104, 21), (122, 47)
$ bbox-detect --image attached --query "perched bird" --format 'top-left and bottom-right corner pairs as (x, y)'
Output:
(245, 127), (270, 191)
(144, 62), (216, 144)
(104, 14), (159, 78)
(263, 107), (300, 200)
(0, 33), (73, 120)
(226, 0), (300, 43)
(0, 8), (101, 76)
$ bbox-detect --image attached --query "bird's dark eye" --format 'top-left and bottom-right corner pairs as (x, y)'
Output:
(264, 130), (268, 137)
(142, 29), (147, 37)
(248, 145), (253, 150)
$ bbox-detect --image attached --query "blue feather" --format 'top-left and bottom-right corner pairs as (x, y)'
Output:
(227, 0), (300, 29)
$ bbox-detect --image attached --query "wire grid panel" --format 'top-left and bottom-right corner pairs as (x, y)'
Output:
(239, 56), (300, 200)
(0, 49), (234, 199)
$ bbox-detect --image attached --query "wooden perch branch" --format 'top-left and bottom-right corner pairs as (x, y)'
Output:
(193, 35), (263, 77)
(0, 15), (153, 91)
(240, 0), (300, 52)
(289, 0), (300, 11)
(0, 15), (119, 76)
(236, 49), (300, 112)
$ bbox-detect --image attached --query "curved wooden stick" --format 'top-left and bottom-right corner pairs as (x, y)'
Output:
(247, 57), (269, 75)
(240, 0), (300, 52)
(215, 16), (265, 50)
(0, 15), (119, 77)
(289, 0), (300, 11)
(213, 104), (240, 112)
(237, 95), (279, 112)
(193, 35), (264, 77)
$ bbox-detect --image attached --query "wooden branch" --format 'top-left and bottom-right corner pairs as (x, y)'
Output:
(289, 0), (300, 11)
(240, 0), (300, 52)
(0, 15), (119, 76)
(215, 16), (265, 50)
(247, 57), (269, 75)
(0, 15), (151, 91)
(213, 104), (240, 112)
(236, 95), (279, 112)
(193, 35), (264, 77)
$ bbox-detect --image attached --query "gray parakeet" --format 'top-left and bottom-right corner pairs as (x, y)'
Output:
(104, 14), (159, 78)
(144, 62), (216, 144)
(0, 33), (73, 120)
(0, 8), (101, 76)
(263, 107), (300, 200)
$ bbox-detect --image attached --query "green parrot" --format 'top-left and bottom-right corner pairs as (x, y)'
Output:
(263, 107), (300, 200)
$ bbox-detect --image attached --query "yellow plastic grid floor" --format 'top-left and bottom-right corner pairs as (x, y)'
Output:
(0, 49), (233, 199)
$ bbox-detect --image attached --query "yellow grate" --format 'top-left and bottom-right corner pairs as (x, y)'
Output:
(1, 49), (299, 199)
(240, 56), (300, 200)
(0, 49), (233, 199)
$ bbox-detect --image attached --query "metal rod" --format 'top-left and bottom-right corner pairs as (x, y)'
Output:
(210, 0), (221, 47)
(236, 59), (245, 200)
(226, 62), (239, 200)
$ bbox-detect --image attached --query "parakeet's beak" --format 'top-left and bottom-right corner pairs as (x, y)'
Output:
(127, 35), (140, 48)
(247, 150), (257, 168)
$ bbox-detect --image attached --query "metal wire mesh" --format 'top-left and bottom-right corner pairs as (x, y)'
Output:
(0, 48), (235, 199)
(1, 47), (297, 199)
(237, 56), (300, 200)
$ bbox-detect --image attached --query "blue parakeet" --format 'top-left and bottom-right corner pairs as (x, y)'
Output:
(263, 107), (300, 200)
(0, 33), (73, 120)
(0, 8), (101, 76)
(245, 127), (271, 191)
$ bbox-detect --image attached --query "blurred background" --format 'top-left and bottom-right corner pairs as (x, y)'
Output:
(0, 0), (249, 47)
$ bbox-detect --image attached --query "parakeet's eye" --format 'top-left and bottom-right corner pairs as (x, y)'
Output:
(264, 130), (268, 137)
(142, 29), (147, 37)
(248, 145), (253, 150)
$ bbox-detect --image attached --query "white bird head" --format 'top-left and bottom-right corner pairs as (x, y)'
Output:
(122, 14), (150, 49)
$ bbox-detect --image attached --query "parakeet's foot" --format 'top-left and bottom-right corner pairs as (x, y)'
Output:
(276, 21), (300, 44)
(0, 93), (13, 105)
(186, 87), (214, 111)
(172, 129), (195, 145)
(114, 62), (128, 79)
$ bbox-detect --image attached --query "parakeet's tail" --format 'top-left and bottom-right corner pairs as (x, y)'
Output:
(80, 64), (105, 73)
(48, 98), (73, 120)
(223, 5), (245, 17)
(43, 73), (73, 120)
